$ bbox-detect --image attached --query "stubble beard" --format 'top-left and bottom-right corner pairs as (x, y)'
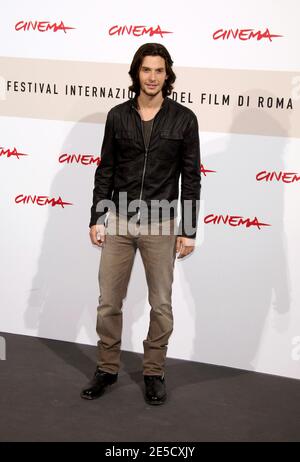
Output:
(140, 84), (162, 98)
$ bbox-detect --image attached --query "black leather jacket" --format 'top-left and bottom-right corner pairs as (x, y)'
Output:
(90, 95), (201, 238)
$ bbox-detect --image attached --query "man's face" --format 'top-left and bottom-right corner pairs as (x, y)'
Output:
(138, 55), (168, 97)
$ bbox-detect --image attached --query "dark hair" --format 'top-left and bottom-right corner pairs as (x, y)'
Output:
(128, 43), (176, 97)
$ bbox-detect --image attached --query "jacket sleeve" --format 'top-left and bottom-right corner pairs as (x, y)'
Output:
(179, 112), (201, 239)
(89, 109), (116, 227)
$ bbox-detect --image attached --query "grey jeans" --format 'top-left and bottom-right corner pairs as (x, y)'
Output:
(96, 211), (178, 376)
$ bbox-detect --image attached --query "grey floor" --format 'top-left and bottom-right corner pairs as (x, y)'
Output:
(0, 332), (300, 442)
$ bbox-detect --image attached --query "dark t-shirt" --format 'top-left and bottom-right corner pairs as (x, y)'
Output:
(142, 118), (154, 149)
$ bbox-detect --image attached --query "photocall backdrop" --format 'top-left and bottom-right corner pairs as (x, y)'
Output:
(1, 0), (300, 380)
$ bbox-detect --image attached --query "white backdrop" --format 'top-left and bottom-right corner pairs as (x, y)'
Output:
(1, 0), (300, 380)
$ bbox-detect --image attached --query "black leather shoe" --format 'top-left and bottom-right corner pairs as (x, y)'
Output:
(80, 368), (118, 400)
(144, 374), (167, 405)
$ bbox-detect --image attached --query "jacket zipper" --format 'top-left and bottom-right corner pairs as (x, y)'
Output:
(134, 105), (161, 223)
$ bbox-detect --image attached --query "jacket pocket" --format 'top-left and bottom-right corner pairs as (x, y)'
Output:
(160, 130), (184, 141)
(115, 130), (135, 159)
(157, 130), (183, 160)
(115, 130), (134, 140)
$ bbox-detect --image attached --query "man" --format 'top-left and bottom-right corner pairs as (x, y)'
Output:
(81, 43), (201, 405)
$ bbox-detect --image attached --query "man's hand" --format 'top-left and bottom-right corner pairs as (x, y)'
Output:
(89, 224), (106, 247)
(176, 236), (195, 259)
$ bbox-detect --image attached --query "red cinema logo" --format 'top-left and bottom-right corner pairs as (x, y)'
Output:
(201, 163), (216, 176)
(256, 171), (300, 183)
(15, 21), (75, 33)
(109, 25), (173, 38)
(59, 154), (101, 165)
(0, 146), (28, 159)
(204, 214), (271, 229)
(213, 28), (283, 41)
(15, 195), (73, 208)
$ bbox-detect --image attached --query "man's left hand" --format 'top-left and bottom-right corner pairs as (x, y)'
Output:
(176, 237), (196, 259)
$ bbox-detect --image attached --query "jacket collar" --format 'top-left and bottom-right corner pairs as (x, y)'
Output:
(130, 94), (169, 111)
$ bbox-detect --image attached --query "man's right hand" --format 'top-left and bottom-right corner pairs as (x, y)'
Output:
(89, 224), (106, 247)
